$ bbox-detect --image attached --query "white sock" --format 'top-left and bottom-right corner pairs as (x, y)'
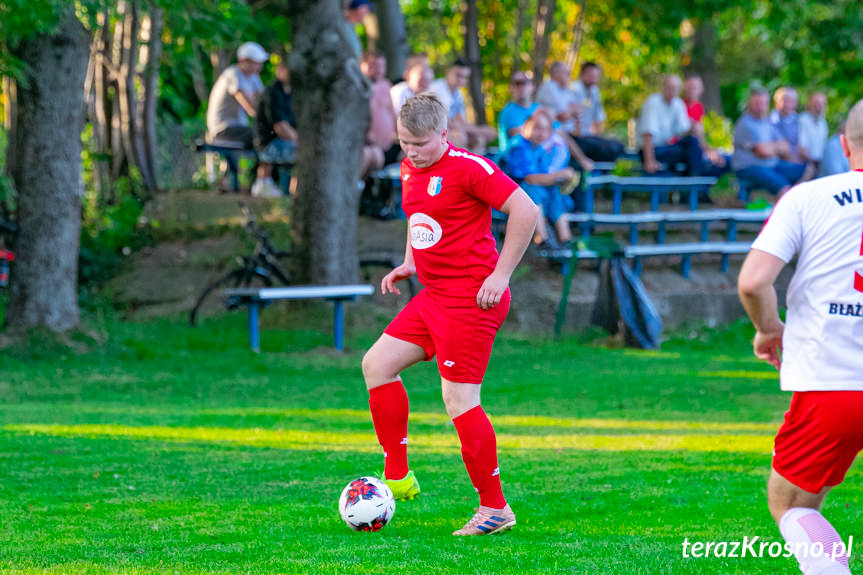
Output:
(779, 507), (852, 575)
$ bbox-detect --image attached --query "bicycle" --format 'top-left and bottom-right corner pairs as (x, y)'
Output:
(188, 202), (290, 325)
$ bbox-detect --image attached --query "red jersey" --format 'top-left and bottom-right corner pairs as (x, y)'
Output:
(400, 144), (518, 300)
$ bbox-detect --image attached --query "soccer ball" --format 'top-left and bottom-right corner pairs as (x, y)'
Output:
(338, 476), (396, 531)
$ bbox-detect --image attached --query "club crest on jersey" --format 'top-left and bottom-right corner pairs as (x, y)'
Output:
(427, 176), (443, 197)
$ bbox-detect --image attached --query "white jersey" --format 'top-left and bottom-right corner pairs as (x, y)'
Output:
(751, 170), (863, 391)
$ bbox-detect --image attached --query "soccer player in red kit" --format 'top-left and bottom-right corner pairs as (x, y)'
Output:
(361, 93), (538, 536)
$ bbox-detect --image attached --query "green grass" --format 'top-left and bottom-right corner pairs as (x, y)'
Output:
(1, 312), (861, 574)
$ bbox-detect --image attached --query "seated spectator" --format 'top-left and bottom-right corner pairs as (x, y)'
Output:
(536, 62), (578, 134)
(498, 71), (539, 151)
(360, 51), (399, 178)
(207, 42), (268, 191)
(682, 74), (730, 174)
(820, 120), (850, 177)
(251, 63), (297, 197)
(390, 61), (433, 115)
(770, 87), (801, 161)
(430, 58), (497, 152)
(638, 74), (701, 175)
(799, 91), (828, 170)
(504, 109), (577, 248)
(569, 62), (624, 162)
(342, 0), (371, 57)
(732, 88), (805, 196)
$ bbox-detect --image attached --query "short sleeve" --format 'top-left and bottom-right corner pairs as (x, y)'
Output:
(734, 118), (756, 151)
(503, 138), (533, 180)
(223, 68), (241, 95)
(639, 97), (659, 138)
(536, 82), (556, 111)
(468, 159), (519, 210)
(751, 188), (803, 263)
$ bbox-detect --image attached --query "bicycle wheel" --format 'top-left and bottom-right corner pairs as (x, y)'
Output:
(188, 269), (272, 326)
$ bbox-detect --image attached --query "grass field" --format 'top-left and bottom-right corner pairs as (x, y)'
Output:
(1, 309), (860, 574)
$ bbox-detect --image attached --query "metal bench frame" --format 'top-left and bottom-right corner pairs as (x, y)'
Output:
(223, 284), (375, 352)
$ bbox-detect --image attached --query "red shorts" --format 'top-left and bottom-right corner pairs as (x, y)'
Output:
(773, 391), (863, 494)
(383, 289), (510, 384)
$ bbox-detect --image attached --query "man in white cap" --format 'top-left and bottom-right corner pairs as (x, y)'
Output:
(207, 42), (268, 190)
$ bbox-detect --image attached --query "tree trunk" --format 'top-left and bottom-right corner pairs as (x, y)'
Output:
(463, 0), (487, 125)
(564, 0), (587, 72)
(188, 43), (209, 106)
(6, 8), (89, 333)
(89, 9), (112, 203)
(686, 19), (722, 113)
(510, 0), (531, 76)
(111, 9), (126, 179)
(375, 0), (407, 83)
(139, 4), (162, 192)
(532, 0), (556, 84)
(287, 0), (368, 285)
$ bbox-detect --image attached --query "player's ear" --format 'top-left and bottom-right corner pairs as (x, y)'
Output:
(441, 128), (448, 143)
(840, 134), (851, 159)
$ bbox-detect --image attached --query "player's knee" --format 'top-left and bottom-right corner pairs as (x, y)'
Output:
(362, 349), (394, 388)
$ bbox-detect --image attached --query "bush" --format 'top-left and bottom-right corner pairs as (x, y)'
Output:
(79, 179), (152, 290)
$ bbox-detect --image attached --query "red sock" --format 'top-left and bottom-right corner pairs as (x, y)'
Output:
(368, 380), (409, 480)
(452, 405), (506, 509)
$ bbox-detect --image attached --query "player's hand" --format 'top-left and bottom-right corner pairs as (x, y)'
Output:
(476, 271), (509, 310)
(753, 325), (784, 370)
(381, 263), (415, 295)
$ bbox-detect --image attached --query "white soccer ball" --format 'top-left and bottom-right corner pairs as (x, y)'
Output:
(338, 476), (396, 531)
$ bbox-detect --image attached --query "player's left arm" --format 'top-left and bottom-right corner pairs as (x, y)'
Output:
(738, 249), (787, 369)
(476, 188), (538, 310)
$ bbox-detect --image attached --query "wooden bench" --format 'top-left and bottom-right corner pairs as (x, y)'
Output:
(223, 284), (375, 352)
(565, 208), (771, 245)
(583, 175), (717, 213)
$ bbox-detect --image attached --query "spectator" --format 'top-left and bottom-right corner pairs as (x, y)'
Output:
(682, 75), (705, 126)
(799, 92), (828, 167)
(430, 58), (497, 152)
(770, 87), (800, 161)
(536, 62), (578, 133)
(569, 62), (624, 162)
(682, 74), (730, 174)
(498, 71), (539, 152)
(251, 63), (297, 198)
(732, 88), (805, 196)
(504, 109), (577, 248)
(638, 74), (701, 175)
(819, 119), (850, 177)
(344, 0), (371, 24)
(207, 41), (269, 191)
(390, 61), (433, 115)
(360, 51), (400, 178)
(342, 0), (371, 57)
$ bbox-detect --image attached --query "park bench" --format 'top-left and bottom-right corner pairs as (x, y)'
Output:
(583, 175), (718, 213)
(624, 241), (752, 278)
(222, 284), (375, 352)
(565, 208), (771, 245)
(195, 138), (256, 193)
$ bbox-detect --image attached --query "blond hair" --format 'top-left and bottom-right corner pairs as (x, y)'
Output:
(399, 92), (448, 136)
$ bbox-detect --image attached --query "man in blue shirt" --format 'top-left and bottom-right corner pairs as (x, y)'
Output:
(820, 120), (851, 177)
(733, 88), (805, 196)
(498, 71), (540, 152)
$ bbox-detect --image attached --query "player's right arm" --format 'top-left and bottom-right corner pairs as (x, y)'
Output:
(738, 249), (787, 369)
(381, 225), (416, 295)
